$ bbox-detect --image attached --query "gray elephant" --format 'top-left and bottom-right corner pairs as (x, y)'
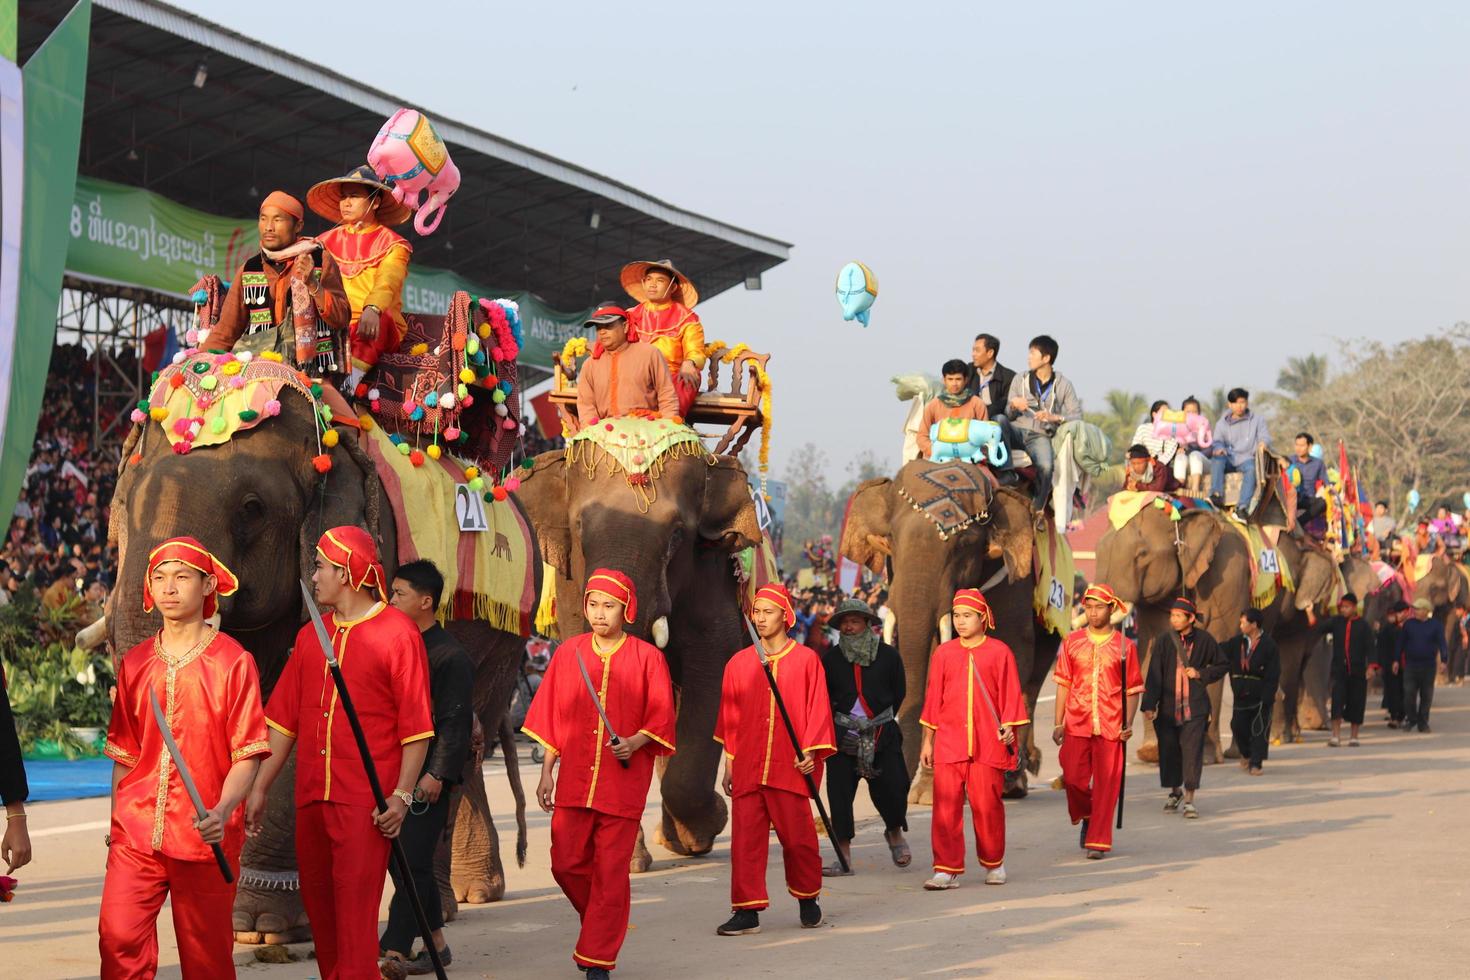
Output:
(517, 446), (761, 869)
(107, 387), (536, 943)
(840, 460), (1051, 799)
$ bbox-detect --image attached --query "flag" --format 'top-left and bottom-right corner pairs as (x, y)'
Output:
(141, 324), (180, 373)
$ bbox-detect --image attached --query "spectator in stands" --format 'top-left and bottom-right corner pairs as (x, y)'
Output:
(915, 360), (987, 460)
(1209, 388), (1272, 520)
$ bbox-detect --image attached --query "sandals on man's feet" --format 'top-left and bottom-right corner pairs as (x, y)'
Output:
(889, 842), (912, 867)
(1164, 793), (1183, 812)
(1181, 802), (1199, 819)
(822, 861), (854, 877)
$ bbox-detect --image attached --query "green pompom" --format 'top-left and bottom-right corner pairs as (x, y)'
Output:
(238, 409), (259, 422)
(397, 442), (411, 456)
(310, 383), (323, 399)
(210, 417), (227, 434)
(191, 361), (210, 374)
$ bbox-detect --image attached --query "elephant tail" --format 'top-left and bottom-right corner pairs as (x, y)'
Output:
(498, 714), (528, 868)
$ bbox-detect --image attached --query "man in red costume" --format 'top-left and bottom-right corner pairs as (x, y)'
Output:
(621, 259), (706, 417)
(1052, 584), (1143, 859)
(714, 584), (835, 936)
(99, 537), (269, 977)
(919, 589), (1029, 890)
(523, 569), (676, 980)
(248, 526), (433, 979)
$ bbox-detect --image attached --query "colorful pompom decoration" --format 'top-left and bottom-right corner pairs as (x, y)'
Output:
(358, 414), (375, 431)
(172, 351), (187, 365)
(172, 442), (191, 455)
(409, 405), (425, 422)
(456, 383), (469, 399)
(424, 392), (439, 408)
(210, 417), (227, 434)
(410, 342), (429, 356)
(491, 486), (508, 502)
(504, 476), (521, 492)
(389, 432), (406, 445)
(440, 393), (456, 410)
(322, 429), (340, 448)
(468, 477), (485, 492)
(221, 361), (243, 375)
(309, 383), (323, 400)
(502, 418), (517, 430)
(130, 408), (147, 424)
(261, 351), (283, 362)
(427, 444), (442, 460)
(237, 351), (254, 363)
(264, 399), (282, 417)
(191, 361), (210, 374)
(466, 337), (480, 356)
(458, 368), (475, 384)
(492, 389), (507, 404)
(409, 449), (425, 467)
(462, 395), (474, 408)
(521, 457), (535, 470)
(444, 426), (461, 441)
(355, 382), (370, 398)
(312, 454), (333, 473)
(149, 406), (169, 422)
(464, 466), (480, 480)
(402, 400), (418, 417)
(368, 388), (381, 401)
(494, 403), (509, 418)
(397, 442), (412, 457)
(168, 374), (185, 389)
(199, 375), (218, 391)
(238, 409), (259, 422)
(229, 376), (246, 389)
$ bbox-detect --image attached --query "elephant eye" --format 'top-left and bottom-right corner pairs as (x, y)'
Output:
(233, 494), (266, 537)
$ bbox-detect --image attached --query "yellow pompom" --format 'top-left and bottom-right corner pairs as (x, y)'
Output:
(410, 342), (429, 356)
(261, 351), (284, 363)
(322, 429), (340, 448)
(149, 406), (168, 422)
(478, 323), (492, 339)
(459, 368), (475, 384)
(221, 361), (243, 375)
(427, 444), (442, 460)
(358, 413), (375, 431)
(464, 466), (479, 480)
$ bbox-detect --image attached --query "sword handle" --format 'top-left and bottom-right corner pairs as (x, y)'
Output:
(609, 734), (630, 769)
(210, 842), (234, 884)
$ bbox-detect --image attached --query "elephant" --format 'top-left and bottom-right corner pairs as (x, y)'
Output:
(1095, 503), (1253, 763)
(840, 460), (1049, 800)
(517, 446), (762, 870)
(106, 388), (536, 944)
(1257, 533), (1342, 744)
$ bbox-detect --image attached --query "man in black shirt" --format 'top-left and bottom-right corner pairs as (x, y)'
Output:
(1376, 600), (1409, 727)
(1318, 593), (1376, 747)
(1143, 598), (1228, 818)
(384, 560), (474, 973)
(1222, 608), (1279, 775)
(821, 598), (910, 874)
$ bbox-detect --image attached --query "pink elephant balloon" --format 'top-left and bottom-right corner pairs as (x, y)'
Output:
(368, 108), (462, 236)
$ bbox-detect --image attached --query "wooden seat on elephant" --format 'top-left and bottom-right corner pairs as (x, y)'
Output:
(549, 343), (769, 457)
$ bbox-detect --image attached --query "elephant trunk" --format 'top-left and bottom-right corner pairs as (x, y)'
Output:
(890, 560), (953, 775)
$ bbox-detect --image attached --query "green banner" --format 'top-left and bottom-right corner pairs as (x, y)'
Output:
(65, 176), (590, 370)
(0, 0), (88, 527)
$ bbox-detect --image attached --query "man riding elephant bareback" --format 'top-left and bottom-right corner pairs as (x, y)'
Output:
(621, 260), (707, 418)
(210, 191), (351, 382)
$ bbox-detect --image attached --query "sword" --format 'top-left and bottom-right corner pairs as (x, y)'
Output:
(147, 687), (234, 883)
(574, 636), (629, 769)
(741, 618), (850, 875)
(299, 581), (447, 980)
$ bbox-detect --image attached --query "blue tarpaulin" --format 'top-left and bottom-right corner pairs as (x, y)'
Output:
(23, 757), (112, 801)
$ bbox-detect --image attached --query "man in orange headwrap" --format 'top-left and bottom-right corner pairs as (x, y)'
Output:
(621, 260), (706, 418)
(714, 584), (835, 936)
(575, 305), (680, 426)
(99, 537), (269, 978)
(523, 569), (676, 979)
(1053, 584), (1143, 858)
(308, 166), (415, 391)
(919, 589), (1029, 890)
(211, 190), (351, 376)
(248, 526), (433, 979)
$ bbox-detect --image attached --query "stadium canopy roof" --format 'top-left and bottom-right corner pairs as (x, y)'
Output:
(17, 0), (790, 314)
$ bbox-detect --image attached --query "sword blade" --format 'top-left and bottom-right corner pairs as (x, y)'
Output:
(300, 580), (339, 667)
(574, 641), (618, 735)
(148, 687), (209, 819)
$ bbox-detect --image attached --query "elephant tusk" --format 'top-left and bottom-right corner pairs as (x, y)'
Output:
(938, 613), (953, 644)
(652, 616), (669, 649)
(76, 614), (107, 652)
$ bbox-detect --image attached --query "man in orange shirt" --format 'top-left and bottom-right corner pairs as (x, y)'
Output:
(919, 589), (1028, 890)
(1053, 584), (1143, 859)
(523, 569), (676, 979)
(621, 260), (706, 417)
(247, 527), (433, 979)
(714, 585), (835, 936)
(575, 306), (680, 426)
(99, 537), (269, 977)
(915, 359), (989, 459)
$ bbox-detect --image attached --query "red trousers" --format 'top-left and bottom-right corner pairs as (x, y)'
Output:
(550, 806), (640, 970)
(930, 760), (1006, 874)
(99, 842), (238, 979)
(1059, 734), (1124, 852)
(674, 375), (698, 418)
(296, 801), (390, 979)
(349, 314), (406, 372)
(730, 786), (822, 910)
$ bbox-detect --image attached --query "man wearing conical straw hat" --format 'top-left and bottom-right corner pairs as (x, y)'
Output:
(621, 259), (706, 418)
(309, 165), (415, 392)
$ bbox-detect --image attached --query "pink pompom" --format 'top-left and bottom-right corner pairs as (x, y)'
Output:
(461, 395), (474, 408)
(197, 396), (212, 411)
(504, 476), (521, 492)
(264, 399), (282, 417)
(503, 418), (518, 430)
(370, 399), (382, 412)
(173, 441), (191, 455)
(213, 353), (233, 365)
(185, 328), (200, 345)
(229, 377), (246, 389)
(491, 347), (504, 361)
(171, 418), (191, 436)
(130, 408), (147, 424)
(402, 400), (418, 417)
(444, 425), (461, 441)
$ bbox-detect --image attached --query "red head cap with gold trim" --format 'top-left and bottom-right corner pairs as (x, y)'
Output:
(317, 526), (386, 595)
(1082, 583), (1125, 612)
(952, 588), (996, 632)
(144, 536), (238, 620)
(585, 568), (637, 624)
(754, 584), (796, 628)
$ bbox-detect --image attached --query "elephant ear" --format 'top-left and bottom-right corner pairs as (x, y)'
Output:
(1177, 510), (1224, 589)
(297, 428), (377, 588)
(518, 451), (573, 578)
(1295, 551), (1342, 611)
(989, 487), (1034, 584)
(841, 477), (894, 576)
(699, 458), (761, 552)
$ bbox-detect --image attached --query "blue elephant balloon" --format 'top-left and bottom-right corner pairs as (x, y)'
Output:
(835, 261), (878, 326)
(1463, 491), (1470, 511)
(1308, 443), (1323, 459)
(1407, 488), (1421, 513)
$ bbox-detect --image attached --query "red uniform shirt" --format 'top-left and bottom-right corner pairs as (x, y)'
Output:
(104, 630), (269, 861)
(521, 632), (676, 820)
(1054, 628), (1144, 739)
(264, 603), (433, 808)
(714, 641), (835, 797)
(919, 636), (1029, 768)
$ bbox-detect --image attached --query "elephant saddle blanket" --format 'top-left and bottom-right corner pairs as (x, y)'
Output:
(564, 416), (710, 484)
(362, 424), (536, 633)
(1032, 521), (1075, 637)
(894, 460), (998, 541)
(1229, 522), (1296, 610)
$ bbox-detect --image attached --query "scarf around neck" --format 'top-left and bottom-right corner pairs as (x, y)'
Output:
(939, 389), (970, 409)
(839, 629), (880, 666)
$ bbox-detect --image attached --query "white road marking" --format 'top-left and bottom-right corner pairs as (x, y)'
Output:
(31, 820), (109, 839)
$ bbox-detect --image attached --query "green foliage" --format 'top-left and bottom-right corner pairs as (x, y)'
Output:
(1, 586), (113, 757)
(1083, 389), (1150, 463)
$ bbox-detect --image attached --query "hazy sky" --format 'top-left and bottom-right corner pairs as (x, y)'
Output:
(191, 1), (1470, 479)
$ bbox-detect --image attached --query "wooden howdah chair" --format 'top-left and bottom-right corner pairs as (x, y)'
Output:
(548, 343), (769, 457)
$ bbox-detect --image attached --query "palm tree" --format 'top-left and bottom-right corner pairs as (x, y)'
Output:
(1276, 354), (1328, 398)
(1085, 389), (1150, 455)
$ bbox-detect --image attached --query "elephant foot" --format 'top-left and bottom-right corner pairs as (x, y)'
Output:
(1136, 742), (1160, 764)
(1223, 743), (1242, 760)
(1050, 775), (1065, 791)
(908, 767), (934, 806)
(232, 883), (311, 946)
(630, 830), (654, 874)
(654, 795), (727, 858)
(453, 871), (507, 905)
(1002, 769), (1030, 799)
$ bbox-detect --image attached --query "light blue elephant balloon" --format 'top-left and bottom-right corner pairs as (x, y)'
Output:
(1462, 491), (1470, 511)
(1407, 488), (1421, 513)
(1308, 443), (1323, 459)
(835, 261), (878, 326)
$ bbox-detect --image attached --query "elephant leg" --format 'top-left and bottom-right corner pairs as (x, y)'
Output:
(433, 782), (463, 923)
(908, 765), (934, 806)
(1205, 679), (1225, 764)
(450, 756), (506, 904)
(233, 754), (311, 945)
(1299, 637), (1330, 731)
(630, 825), (653, 874)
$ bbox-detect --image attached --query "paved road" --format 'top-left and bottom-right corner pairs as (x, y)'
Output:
(5, 682), (1467, 978)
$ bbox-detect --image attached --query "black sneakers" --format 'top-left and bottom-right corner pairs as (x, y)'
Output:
(717, 910), (761, 935)
(799, 898), (823, 928)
